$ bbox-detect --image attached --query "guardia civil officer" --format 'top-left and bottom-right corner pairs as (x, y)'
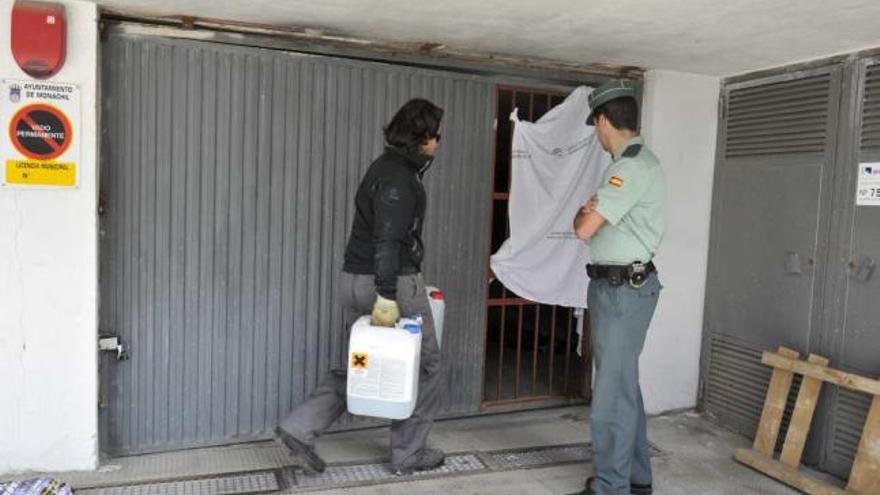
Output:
(569, 81), (666, 495)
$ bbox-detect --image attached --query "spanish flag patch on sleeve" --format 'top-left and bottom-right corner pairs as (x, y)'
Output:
(609, 176), (624, 188)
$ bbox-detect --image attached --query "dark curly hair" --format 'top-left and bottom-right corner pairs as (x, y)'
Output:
(384, 98), (444, 153)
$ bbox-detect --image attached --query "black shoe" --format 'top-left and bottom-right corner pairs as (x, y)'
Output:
(391, 448), (445, 476)
(631, 482), (653, 495)
(274, 427), (326, 473)
(582, 477), (653, 495)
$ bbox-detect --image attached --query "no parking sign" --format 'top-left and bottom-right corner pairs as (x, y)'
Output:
(1, 79), (80, 187)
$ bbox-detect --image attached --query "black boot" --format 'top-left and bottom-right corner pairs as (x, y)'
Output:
(391, 448), (446, 476)
(274, 427), (326, 473)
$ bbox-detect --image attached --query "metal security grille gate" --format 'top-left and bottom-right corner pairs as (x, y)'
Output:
(99, 30), (494, 454)
(702, 51), (880, 479)
(482, 87), (590, 407)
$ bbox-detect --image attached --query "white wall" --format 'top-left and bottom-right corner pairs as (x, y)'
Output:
(0, 0), (99, 473)
(639, 70), (720, 414)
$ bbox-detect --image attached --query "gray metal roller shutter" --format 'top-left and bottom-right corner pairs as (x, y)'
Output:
(99, 32), (494, 455)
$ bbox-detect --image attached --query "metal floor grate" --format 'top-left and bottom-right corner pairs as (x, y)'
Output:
(285, 454), (486, 490)
(77, 472), (279, 495)
(74, 442), (661, 494)
(489, 443), (593, 470)
(487, 442), (661, 471)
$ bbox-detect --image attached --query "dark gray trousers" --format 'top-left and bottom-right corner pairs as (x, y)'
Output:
(279, 272), (443, 466)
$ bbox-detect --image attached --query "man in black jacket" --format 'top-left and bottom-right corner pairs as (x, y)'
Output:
(276, 99), (445, 476)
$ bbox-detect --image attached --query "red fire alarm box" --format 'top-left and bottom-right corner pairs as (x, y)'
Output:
(11, 1), (67, 79)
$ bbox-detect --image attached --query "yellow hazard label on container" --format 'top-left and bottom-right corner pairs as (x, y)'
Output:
(351, 352), (369, 370)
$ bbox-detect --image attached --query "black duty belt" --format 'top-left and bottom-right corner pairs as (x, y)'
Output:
(587, 261), (656, 288)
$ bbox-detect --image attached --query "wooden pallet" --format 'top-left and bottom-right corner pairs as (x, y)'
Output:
(734, 346), (880, 495)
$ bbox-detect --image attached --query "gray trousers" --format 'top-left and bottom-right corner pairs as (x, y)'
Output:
(280, 272), (443, 466)
(588, 273), (661, 495)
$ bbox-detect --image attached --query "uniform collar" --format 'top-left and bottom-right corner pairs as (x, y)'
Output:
(612, 135), (645, 161)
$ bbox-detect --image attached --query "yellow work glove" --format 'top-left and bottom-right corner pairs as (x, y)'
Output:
(371, 294), (401, 327)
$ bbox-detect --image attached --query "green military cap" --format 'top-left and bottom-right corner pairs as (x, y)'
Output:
(587, 80), (637, 125)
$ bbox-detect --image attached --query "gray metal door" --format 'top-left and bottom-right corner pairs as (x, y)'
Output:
(99, 32), (493, 454)
(701, 67), (843, 440)
(818, 58), (880, 477)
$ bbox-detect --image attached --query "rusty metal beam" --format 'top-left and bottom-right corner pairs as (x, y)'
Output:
(100, 12), (644, 85)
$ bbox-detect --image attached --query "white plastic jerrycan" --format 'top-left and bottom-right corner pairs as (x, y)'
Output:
(347, 315), (422, 420)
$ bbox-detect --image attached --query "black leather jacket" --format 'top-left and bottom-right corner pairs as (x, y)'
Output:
(343, 146), (432, 299)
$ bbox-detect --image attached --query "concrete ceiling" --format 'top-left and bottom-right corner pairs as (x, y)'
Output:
(93, 0), (880, 76)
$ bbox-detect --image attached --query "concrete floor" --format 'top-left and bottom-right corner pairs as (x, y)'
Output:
(311, 408), (806, 495)
(18, 407), (820, 494)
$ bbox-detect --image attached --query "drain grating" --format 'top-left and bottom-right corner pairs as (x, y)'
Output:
(74, 442), (662, 494)
(488, 442), (660, 471)
(288, 454), (486, 489)
(489, 443), (594, 470)
(77, 472), (279, 495)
